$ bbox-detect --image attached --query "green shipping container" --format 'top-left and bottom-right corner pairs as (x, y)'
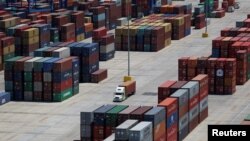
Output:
(53, 88), (72, 102)
(24, 82), (33, 91)
(24, 72), (33, 81)
(4, 52), (15, 61)
(106, 105), (129, 126)
(4, 56), (23, 71)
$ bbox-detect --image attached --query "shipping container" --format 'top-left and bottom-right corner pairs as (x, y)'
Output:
(158, 98), (178, 141)
(118, 106), (140, 125)
(115, 119), (139, 141)
(144, 107), (166, 141)
(129, 121), (153, 141)
(158, 80), (177, 103)
(0, 91), (10, 106)
(130, 106), (153, 121)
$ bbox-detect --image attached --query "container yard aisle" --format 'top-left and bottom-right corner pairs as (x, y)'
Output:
(0, 1), (250, 141)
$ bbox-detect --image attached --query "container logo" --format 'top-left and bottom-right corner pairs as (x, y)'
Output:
(216, 69), (224, 77)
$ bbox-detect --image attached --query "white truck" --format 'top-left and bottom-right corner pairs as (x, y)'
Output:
(113, 81), (136, 102)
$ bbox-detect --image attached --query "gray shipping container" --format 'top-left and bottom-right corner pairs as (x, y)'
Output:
(129, 121), (153, 141)
(24, 91), (33, 101)
(81, 124), (92, 138)
(81, 105), (101, 125)
(115, 119), (139, 140)
(189, 105), (199, 121)
(24, 57), (43, 71)
(178, 113), (189, 141)
(52, 47), (70, 58)
(43, 72), (52, 82)
(170, 89), (189, 117)
(144, 107), (166, 127)
(181, 81), (199, 99)
(34, 82), (42, 91)
(200, 96), (208, 112)
(104, 133), (115, 141)
(179, 113), (189, 131)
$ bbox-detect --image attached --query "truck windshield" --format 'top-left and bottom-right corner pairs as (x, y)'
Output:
(115, 93), (122, 95)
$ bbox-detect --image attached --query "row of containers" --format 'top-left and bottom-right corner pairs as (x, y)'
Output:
(178, 14), (250, 95)
(4, 56), (80, 102)
(32, 42), (108, 83)
(4, 53), (107, 102)
(80, 74), (209, 141)
(241, 114), (250, 125)
(0, 1), (235, 60)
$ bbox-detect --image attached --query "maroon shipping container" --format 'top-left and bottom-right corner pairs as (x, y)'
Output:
(44, 82), (53, 102)
(117, 106), (140, 125)
(1, 36), (14, 47)
(170, 81), (188, 93)
(91, 69), (108, 83)
(130, 106), (153, 121)
(53, 58), (72, 72)
(82, 52), (99, 65)
(93, 125), (104, 140)
(100, 33), (114, 45)
(158, 80), (177, 103)
(61, 23), (75, 33)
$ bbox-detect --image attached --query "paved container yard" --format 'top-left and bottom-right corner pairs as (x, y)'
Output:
(0, 0), (250, 141)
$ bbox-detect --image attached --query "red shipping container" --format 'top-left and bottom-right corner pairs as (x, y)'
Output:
(53, 58), (73, 72)
(53, 78), (72, 92)
(91, 69), (108, 83)
(93, 27), (107, 40)
(166, 122), (178, 141)
(158, 98), (178, 141)
(93, 125), (105, 140)
(158, 81), (177, 103)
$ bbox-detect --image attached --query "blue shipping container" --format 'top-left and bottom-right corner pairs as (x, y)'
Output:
(53, 70), (72, 82)
(167, 111), (178, 128)
(0, 92), (11, 106)
(81, 62), (99, 74)
(43, 58), (61, 72)
(100, 50), (115, 61)
(81, 43), (99, 56)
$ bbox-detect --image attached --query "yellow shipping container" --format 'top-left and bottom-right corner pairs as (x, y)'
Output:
(76, 33), (85, 41)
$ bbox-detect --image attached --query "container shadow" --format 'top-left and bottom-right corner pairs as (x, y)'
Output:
(142, 92), (157, 96)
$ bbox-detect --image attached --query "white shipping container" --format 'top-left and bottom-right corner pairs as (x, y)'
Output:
(100, 43), (115, 54)
(104, 133), (115, 141)
(52, 47), (70, 58)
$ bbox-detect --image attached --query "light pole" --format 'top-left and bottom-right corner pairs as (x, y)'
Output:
(127, 10), (130, 76)
(123, 4), (133, 82)
(202, 0), (209, 38)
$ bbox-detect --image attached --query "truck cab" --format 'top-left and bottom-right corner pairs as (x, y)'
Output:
(113, 86), (126, 102)
(113, 80), (136, 102)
